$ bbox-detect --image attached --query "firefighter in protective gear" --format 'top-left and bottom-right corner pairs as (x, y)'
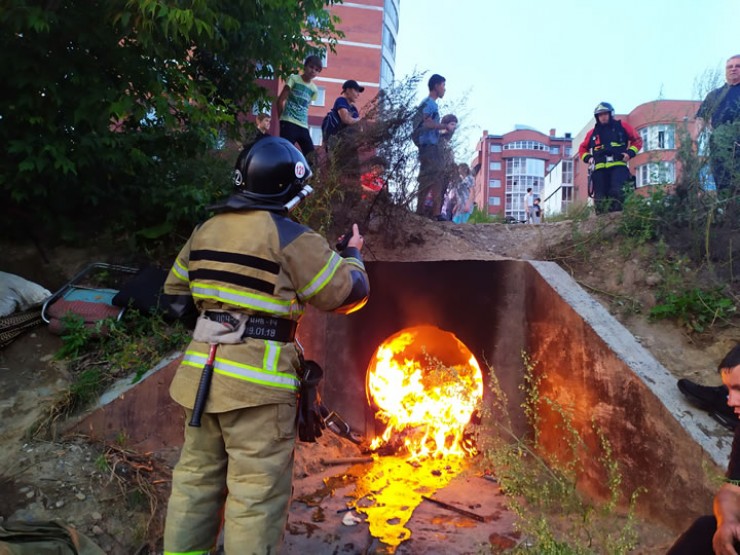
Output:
(161, 136), (369, 555)
(578, 102), (643, 213)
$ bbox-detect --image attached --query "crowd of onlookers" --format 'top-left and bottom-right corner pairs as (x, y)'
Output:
(248, 52), (740, 227)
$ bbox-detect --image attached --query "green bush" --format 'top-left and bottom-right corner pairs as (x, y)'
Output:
(619, 186), (669, 245)
(649, 287), (737, 333)
(467, 206), (497, 224)
(50, 310), (190, 421)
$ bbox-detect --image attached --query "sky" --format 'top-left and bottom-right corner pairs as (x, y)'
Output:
(393, 0), (739, 157)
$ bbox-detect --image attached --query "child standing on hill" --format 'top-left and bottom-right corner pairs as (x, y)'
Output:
(277, 55), (322, 159)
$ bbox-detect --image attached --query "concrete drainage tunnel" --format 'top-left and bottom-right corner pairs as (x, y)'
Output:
(79, 258), (732, 552)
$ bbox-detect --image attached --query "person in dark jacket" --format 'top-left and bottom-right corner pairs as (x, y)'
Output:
(326, 79), (365, 182)
(578, 102), (643, 214)
(696, 55), (740, 193)
(667, 344), (740, 555)
(242, 112), (272, 154)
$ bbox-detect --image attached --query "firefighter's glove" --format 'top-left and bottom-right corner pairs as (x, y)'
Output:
(298, 360), (326, 443)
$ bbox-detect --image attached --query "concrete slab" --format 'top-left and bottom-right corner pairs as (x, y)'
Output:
(66, 351), (184, 456)
(530, 261), (731, 467)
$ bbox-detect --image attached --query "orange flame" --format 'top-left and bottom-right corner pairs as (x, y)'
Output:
(366, 326), (483, 460)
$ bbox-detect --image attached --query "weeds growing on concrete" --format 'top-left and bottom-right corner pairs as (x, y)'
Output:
(478, 354), (641, 554)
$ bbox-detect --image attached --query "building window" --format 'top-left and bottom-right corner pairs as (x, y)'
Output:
(636, 162), (675, 187)
(251, 100), (272, 115)
(382, 24), (397, 59)
(309, 125), (323, 146)
(639, 128), (648, 152)
(306, 10), (330, 30)
(311, 86), (326, 107)
(505, 158), (545, 215)
(561, 185), (573, 203)
(564, 146), (572, 156)
(384, 0), (399, 33)
(380, 57), (394, 89)
(488, 196), (501, 206)
(489, 179), (501, 188)
(550, 146), (560, 155)
(503, 140), (549, 151)
(506, 157), (545, 178)
(306, 47), (328, 68)
(490, 144), (502, 153)
(489, 162), (501, 171)
(639, 124), (676, 152)
(561, 159), (573, 184)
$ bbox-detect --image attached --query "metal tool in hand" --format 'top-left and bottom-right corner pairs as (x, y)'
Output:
(335, 230), (354, 251)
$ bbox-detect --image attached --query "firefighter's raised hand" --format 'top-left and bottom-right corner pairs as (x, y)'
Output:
(347, 223), (364, 251)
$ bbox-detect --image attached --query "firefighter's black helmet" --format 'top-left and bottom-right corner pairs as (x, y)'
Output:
(593, 102), (614, 120)
(233, 137), (312, 204)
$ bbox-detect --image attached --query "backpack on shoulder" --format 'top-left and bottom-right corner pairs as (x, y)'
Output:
(321, 108), (342, 145)
(410, 101), (426, 147)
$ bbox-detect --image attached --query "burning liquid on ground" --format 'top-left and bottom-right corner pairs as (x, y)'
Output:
(351, 455), (466, 551)
(352, 326), (484, 549)
(365, 325), (484, 460)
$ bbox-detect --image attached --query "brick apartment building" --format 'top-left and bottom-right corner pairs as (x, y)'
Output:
(257, 0), (398, 144)
(471, 127), (573, 221)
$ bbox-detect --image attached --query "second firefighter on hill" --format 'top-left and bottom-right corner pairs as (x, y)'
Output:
(578, 102), (643, 214)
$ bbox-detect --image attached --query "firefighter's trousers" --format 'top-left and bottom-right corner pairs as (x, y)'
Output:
(164, 404), (296, 555)
(591, 165), (631, 214)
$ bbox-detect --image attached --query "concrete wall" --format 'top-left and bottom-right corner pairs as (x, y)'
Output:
(527, 261), (728, 531)
(302, 259), (728, 532)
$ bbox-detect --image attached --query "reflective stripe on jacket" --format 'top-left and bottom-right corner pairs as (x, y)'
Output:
(577, 118), (642, 170)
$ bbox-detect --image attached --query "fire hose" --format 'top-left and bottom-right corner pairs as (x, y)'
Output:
(587, 162), (595, 199)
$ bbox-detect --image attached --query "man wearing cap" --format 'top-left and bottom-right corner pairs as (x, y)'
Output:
(327, 80), (365, 182)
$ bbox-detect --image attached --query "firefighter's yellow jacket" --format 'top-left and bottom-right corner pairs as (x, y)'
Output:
(163, 208), (368, 412)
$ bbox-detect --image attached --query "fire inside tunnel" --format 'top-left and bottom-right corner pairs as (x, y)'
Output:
(74, 258), (728, 543)
(295, 259), (725, 534)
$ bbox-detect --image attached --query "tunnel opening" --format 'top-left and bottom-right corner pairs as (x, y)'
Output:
(365, 325), (483, 459)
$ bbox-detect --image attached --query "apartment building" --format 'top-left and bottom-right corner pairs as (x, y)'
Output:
(471, 127), (573, 221)
(256, 0), (398, 144)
